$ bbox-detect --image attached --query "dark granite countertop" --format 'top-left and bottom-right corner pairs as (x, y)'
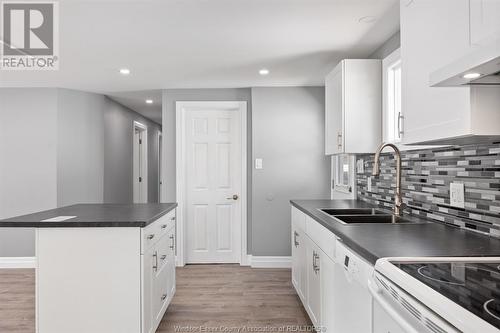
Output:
(291, 199), (500, 265)
(0, 203), (177, 228)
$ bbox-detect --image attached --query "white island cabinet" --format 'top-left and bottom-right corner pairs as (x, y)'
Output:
(15, 204), (179, 333)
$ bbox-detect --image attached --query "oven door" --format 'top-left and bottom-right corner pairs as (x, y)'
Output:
(368, 272), (459, 333)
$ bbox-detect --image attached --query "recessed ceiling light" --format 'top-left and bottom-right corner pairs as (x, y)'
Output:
(462, 72), (481, 79)
(358, 16), (377, 23)
(119, 68), (130, 75)
(259, 68), (270, 76)
(145, 99), (153, 104)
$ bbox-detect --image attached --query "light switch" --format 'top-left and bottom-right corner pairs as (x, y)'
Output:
(450, 182), (465, 208)
(255, 158), (263, 169)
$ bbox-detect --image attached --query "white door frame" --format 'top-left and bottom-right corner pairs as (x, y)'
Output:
(175, 101), (248, 267)
(158, 131), (163, 203)
(133, 121), (148, 203)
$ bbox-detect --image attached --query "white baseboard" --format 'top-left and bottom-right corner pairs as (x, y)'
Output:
(0, 256), (36, 269)
(250, 256), (292, 268)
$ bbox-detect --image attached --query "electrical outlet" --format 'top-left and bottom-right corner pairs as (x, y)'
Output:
(255, 158), (263, 170)
(356, 159), (364, 173)
(450, 182), (465, 208)
(367, 177), (372, 192)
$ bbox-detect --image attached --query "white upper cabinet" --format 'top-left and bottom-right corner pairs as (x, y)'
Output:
(470, 0), (500, 46)
(401, 0), (500, 145)
(325, 59), (382, 154)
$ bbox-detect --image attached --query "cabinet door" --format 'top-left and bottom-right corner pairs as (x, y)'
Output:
(320, 253), (335, 333)
(401, 0), (471, 144)
(141, 247), (155, 333)
(325, 63), (344, 155)
(166, 227), (176, 297)
(470, 0), (500, 46)
(291, 220), (300, 293)
(306, 237), (321, 327)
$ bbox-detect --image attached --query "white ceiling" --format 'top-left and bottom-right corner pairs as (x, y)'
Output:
(0, 0), (400, 121)
(107, 90), (162, 124)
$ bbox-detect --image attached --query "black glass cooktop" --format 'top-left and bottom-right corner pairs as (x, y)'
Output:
(394, 261), (500, 330)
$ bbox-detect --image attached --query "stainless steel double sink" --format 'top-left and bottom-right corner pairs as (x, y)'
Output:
(318, 208), (419, 225)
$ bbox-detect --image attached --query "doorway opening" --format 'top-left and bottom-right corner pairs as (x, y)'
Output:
(133, 121), (148, 203)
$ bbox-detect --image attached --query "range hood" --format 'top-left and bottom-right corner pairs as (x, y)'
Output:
(430, 38), (500, 86)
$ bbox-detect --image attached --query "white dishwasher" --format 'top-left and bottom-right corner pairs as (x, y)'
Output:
(333, 241), (374, 333)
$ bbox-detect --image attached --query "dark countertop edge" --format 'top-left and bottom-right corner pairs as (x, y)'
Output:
(290, 200), (380, 264)
(0, 203), (178, 228)
(289, 199), (500, 265)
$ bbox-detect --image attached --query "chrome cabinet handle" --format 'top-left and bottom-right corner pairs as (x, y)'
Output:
(312, 251), (317, 272)
(337, 132), (342, 149)
(293, 231), (299, 247)
(161, 224), (168, 229)
(147, 234), (155, 240)
(160, 255), (167, 260)
(170, 216), (176, 221)
(398, 112), (404, 138)
(153, 251), (158, 271)
(161, 294), (167, 301)
(226, 194), (239, 200)
(314, 252), (320, 274)
(169, 234), (175, 250)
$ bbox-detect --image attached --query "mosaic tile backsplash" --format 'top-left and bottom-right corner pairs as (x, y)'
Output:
(356, 141), (500, 236)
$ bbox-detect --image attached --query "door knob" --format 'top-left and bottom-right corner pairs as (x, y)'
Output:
(227, 194), (239, 200)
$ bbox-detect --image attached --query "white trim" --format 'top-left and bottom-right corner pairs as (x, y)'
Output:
(133, 121), (148, 203)
(157, 131), (163, 203)
(0, 256), (36, 268)
(175, 101), (248, 267)
(250, 256), (292, 269)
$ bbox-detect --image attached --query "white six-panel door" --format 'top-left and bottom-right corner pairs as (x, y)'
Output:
(184, 107), (242, 263)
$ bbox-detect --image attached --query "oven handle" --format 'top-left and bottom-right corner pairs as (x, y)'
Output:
(368, 276), (421, 333)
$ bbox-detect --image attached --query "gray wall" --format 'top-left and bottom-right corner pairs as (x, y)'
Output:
(57, 89), (105, 206)
(104, 97), (161, 203)
(161, 87), (330, 256)
(0, 88), (161, 257)
(161, 88), (253, 251)
(0, 88), (58, 257)
(369, 31), (400, 59)
(251, 87), (330, 256)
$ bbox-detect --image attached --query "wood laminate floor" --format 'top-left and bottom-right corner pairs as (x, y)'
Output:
(0, 265), (311, 333)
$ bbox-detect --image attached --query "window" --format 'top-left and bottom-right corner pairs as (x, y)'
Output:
(333, 154), (353, 193)
(383, 48), (403, 143)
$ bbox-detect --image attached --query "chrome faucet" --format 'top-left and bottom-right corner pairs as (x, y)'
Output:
(372, 143), (404, 216)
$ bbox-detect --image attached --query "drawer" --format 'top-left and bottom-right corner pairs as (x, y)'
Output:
(141, 209), (176, 253)
(155, 234), (170, 271)
(305, 216), (336, 260)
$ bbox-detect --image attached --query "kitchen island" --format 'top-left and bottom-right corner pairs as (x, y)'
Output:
(0, 203), (177, 333)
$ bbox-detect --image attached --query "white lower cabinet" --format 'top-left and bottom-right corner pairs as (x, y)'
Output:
(142, 210), (177, 333)
(306, 236), (322, 327)
(290, 206), (336, 332)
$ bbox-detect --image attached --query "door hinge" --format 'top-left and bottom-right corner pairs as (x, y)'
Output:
(139, 177), (142, 182)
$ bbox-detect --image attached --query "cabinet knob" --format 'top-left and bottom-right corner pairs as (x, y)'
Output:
(160, 255), (167, 260)
(161, 294), (167, 301)
(161, 224), (168, 229)
(170, 216), (176, 221)
(147, 234), (155, 240)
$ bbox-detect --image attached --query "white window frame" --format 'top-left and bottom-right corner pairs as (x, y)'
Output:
(332, 154), (354, 194)
(382, 48), (403, 144)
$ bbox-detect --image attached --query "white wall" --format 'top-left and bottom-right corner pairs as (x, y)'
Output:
(0, 88), (58, 257)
